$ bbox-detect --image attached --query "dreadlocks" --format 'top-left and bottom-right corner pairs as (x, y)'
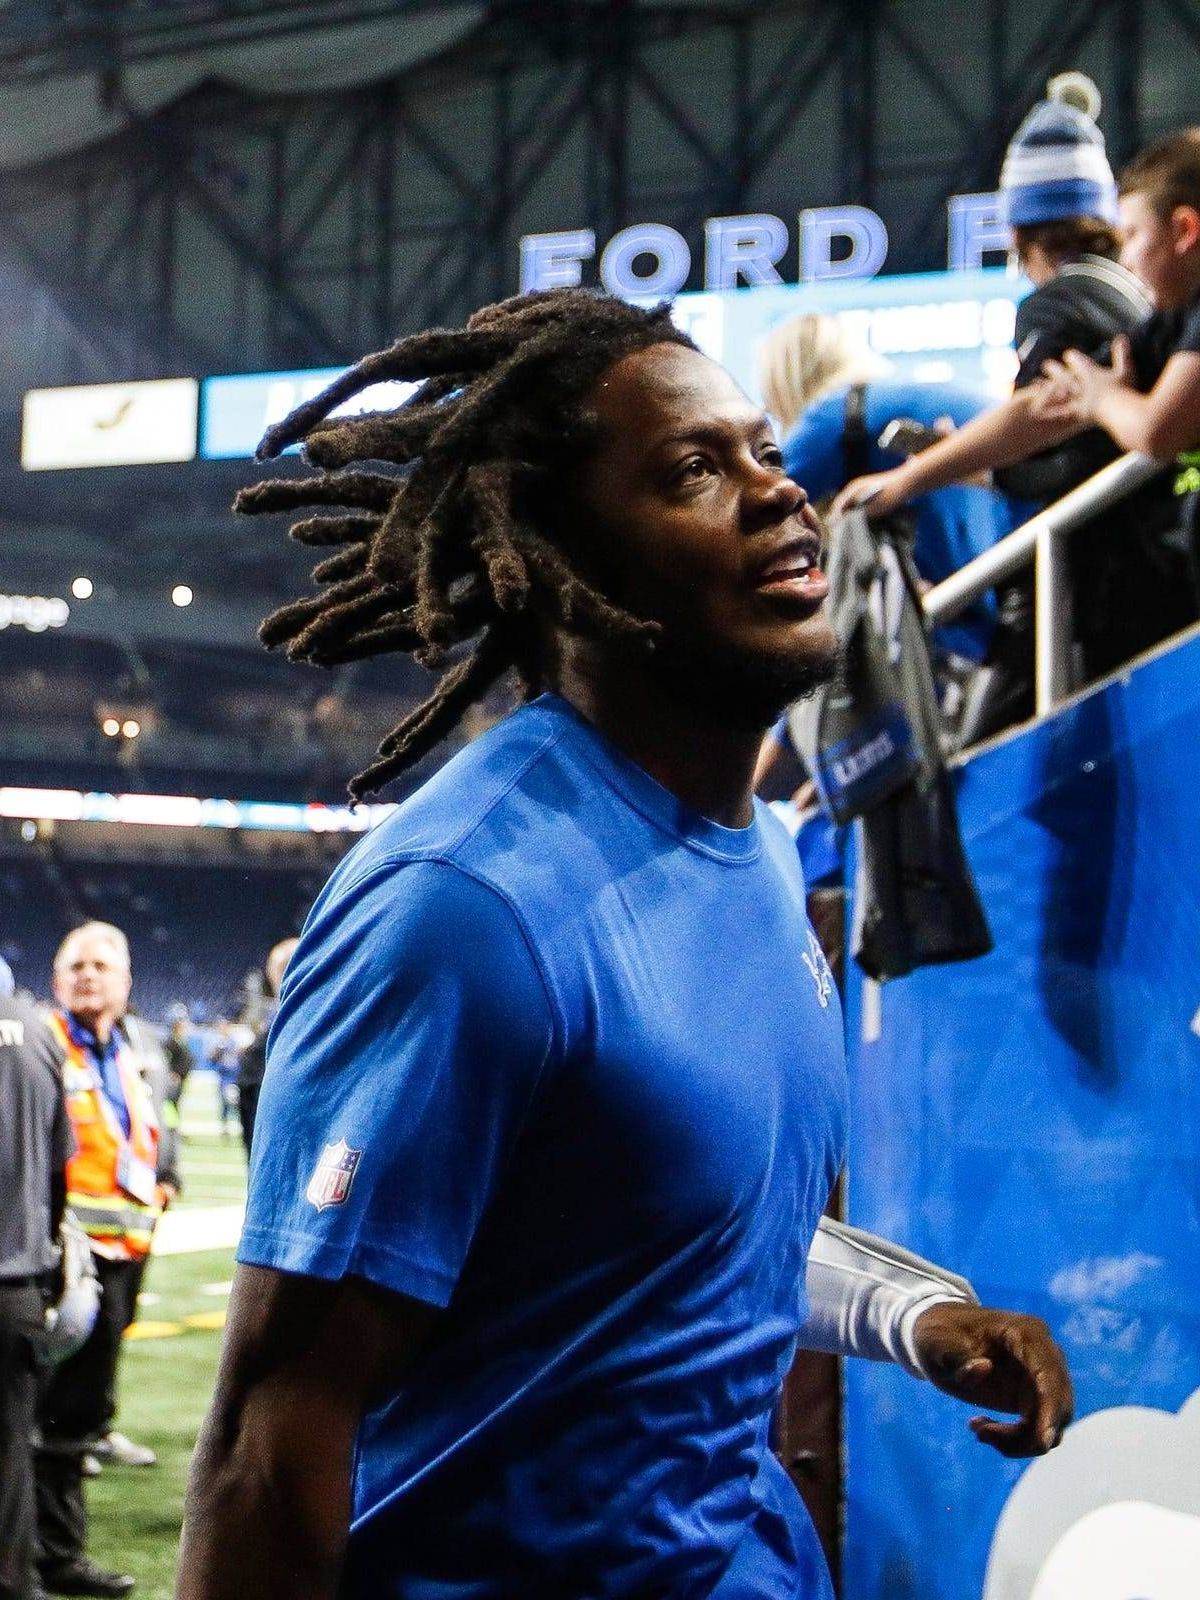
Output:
(237, 289), (696, 799)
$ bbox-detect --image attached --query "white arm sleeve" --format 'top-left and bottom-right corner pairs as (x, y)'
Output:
(800, 1217), (979, 1380)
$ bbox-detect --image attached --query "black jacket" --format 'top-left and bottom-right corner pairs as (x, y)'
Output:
(792, 509), (992, 982)
(997, 255), (1152, 505)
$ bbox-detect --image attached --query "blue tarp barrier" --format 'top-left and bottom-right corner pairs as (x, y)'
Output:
(842, 627), (1200, 1600)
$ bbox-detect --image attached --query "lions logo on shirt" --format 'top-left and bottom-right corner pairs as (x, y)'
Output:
(802, 927), (834, 1009)
(306, 1137), (362, 1212)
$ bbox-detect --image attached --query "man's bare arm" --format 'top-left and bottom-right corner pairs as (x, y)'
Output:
(803, 1219), (1073, 1457)
(177, 1262), (440, 1600)
(830, 388), (1082, 519)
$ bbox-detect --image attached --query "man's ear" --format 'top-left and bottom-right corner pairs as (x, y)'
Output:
(1171, 204), (1200, 256)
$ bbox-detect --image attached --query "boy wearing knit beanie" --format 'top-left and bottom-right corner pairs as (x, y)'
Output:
(834, 76), (1182, 737)
(998, 72), (1150, 398)
(1037, 129), (1200, 468)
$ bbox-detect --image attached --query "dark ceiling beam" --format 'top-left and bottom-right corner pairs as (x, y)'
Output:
(122, 97), (355, 365)
(891, 0), (1117, 266)
(1157, 0), (1200, 62)
(628, 59), (725, 185)
(281, 113), (373, 259)
(0, 209), (220, 376)
(743, 10), (844, 178)
(0, 0), (490, 84)
(391, 97), (483, 206)
(422, 63), (595, 326)
(877, 10), (979, 138)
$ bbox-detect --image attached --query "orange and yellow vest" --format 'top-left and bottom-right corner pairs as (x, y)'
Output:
(49, 1011), (162, 1261)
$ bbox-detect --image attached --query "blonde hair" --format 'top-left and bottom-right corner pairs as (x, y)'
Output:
(758, 313), (890, 433)
(55, 921), (131, 973)
(266, 937), (299, 998)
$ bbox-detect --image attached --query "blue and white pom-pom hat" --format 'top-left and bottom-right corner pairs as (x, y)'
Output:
(1000, 72), (1119, 228)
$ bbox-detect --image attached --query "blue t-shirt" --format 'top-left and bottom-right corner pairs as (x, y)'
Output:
(240, 694), (849, 1599)
(782, 379), (1030, 660)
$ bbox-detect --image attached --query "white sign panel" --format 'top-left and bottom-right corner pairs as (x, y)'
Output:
(21, 379), (199, 470)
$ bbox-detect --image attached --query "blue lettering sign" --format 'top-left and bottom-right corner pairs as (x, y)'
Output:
(947, 192), (1009, 271)
(520, 190), (1012, 288)
(703, 213), (788, 290)
(599, 224), (691, 298)
(519, 228), (597, 293)
(800, 205), (889, 283)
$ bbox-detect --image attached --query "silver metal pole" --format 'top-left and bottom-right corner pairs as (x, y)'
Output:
(1034, 522), (1075, 713)
(923, 452), (1166, 626)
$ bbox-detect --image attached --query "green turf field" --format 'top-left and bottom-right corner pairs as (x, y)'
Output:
(172, 1075), (251, 1207)
(87, 1110), (246, 1596)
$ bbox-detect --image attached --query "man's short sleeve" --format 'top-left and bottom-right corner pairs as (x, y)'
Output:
(238, 858), (557, 1307)
(1125, 309), (1179, 392)
(1174, 299), (1200, 357)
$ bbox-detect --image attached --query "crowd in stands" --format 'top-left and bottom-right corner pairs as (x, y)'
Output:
(0, 631), (453, 803)
(758, 87), (1200, 869)
(0, 852), (324, 1024)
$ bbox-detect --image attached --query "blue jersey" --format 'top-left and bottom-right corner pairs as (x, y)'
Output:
(240, 694), (848, 1599)
(782, 380), (1030, 660)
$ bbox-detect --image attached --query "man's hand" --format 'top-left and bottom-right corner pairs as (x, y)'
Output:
(831, 468), (912, 519)
(912, 1301), (1073, 1458)
(1034, 335), (1135, 428)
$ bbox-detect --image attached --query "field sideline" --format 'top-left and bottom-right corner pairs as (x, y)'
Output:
(89, 1095), (245, 1596)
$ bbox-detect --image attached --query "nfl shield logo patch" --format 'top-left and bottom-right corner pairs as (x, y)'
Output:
(306, 1137), (362, 1212)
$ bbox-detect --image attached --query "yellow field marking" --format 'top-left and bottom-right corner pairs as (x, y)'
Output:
(123, 1310), (228, 1341)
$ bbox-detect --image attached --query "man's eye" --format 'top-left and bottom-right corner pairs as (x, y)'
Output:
(675, 456), (712, 482)
(759, 445), (784, 467)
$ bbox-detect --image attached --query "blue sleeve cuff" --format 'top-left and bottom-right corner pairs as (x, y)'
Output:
(237, 1223), (457, 1309)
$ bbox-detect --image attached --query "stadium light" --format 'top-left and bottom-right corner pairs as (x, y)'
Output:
(101, 717), (121, 737)
(171, 584), (193, 608)
(0, 785), (396, 834)
(121, 719), (142, 739)
(71, 577), (93, 600)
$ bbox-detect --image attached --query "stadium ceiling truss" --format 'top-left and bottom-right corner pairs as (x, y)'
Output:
(0, 0), (1185, 388)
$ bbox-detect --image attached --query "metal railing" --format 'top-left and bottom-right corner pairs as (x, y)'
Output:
(922, 452), (1169, 715)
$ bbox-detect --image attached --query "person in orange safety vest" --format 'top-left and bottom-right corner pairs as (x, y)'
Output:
(50, 1007), (161, 1265)
(36, 922), (172, 1600)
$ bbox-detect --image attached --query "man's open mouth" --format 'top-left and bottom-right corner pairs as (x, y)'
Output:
(751, 535), (829, 604)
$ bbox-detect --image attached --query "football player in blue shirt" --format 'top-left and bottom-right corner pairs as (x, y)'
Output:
(178, 291), (1072, 1600)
